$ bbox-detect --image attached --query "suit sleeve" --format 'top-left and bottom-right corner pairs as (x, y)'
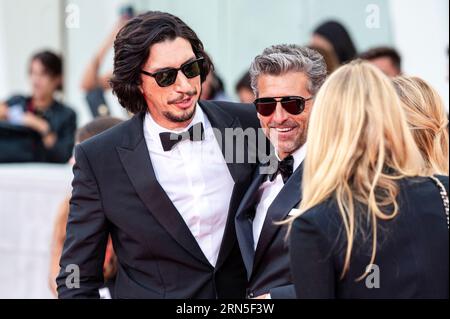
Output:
(269, 284), (297, 299)
(289, 213), (336, 299)
(56, 144), (109, 298)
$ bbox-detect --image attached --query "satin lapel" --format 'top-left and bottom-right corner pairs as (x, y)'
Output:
(234, 170), (267, 280)
(253, 164), (304, 269)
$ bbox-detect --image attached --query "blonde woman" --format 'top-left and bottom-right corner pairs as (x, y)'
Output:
(288, 60), (449, 299)
(393, 76), (449, 175)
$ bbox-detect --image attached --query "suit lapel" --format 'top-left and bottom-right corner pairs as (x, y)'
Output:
(116, 113), (210, 267)
(253, 164), (304, 269)
(235, 170), (267, 280)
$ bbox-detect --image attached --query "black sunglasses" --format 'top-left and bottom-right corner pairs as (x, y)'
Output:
(141, 57), (204, 87)
(254, 96), (313, 116)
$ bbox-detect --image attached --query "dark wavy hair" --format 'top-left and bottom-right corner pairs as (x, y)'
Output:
(30, 50), (63, 91)
(110, 11), (213, 114)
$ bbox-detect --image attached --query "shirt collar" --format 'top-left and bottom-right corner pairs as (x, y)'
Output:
(275, 143), (307, 172)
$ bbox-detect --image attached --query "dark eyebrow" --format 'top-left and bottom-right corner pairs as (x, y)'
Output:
(152, 56), (197, 73)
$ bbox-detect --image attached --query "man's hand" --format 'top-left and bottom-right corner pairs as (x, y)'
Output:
(253, 293), (270, 299)
(22, 112), (57, 148)
(43, 132), (57, 149)
(22, 112), (50, 135)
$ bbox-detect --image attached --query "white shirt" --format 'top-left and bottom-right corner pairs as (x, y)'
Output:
(143, 105), (235, 268)
(252, 144), (307, 250)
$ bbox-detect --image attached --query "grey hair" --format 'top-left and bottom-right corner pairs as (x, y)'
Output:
(250, 44), (327, 97)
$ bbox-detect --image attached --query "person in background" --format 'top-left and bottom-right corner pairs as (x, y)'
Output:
(200, 69), (232, 101)
(80, 11), (133, 118)
(49, 116), (123, 298)
(311, 20), (357, 64)
(360, 46), (402, 77)
(308, 45), (340, 75)
(0, 51), (76, 163)
(393, 76), (449, 175)
(288, 60), (448, 299)
(235, 71), (254, 103)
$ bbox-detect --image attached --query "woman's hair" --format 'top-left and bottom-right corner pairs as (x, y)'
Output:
(110, 11), (212, 114)
(392, 76), (449, 175)
(288, 60), (425, 280)
(313, 20), (357, 64)
(30, 50), (63, 91)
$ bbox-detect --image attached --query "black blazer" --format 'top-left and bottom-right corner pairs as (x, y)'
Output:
(235, 163), (303, 299)
(289, 176), (449, 299)
(57, 100), (260, 299)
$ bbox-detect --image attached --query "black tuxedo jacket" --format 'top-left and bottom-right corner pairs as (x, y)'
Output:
(289, 175), (449, 299)
(57, 100), (261, 299)
(235, 162), (303, 299)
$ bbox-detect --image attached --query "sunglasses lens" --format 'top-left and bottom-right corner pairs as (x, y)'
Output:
(254, 97), (306, 116)
(255, 99), (277, 116)
(155, 70), (177, 87)
(182, 60), (202, 78)
(282, 98), (303, 115)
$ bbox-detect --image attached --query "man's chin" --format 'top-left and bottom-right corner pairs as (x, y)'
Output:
(273, 141), (301, 156)
(164, 106), (196, 124)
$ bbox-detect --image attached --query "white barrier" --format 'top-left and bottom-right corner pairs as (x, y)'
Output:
(0, 164), (73, 299)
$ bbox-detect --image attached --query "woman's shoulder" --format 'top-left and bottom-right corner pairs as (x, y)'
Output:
(293, 197), (343, 235)
(400, 175), (449, 198)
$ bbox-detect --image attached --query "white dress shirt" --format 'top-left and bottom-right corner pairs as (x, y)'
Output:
(143, 105), (235, 267)
(252, 144), (307, 250)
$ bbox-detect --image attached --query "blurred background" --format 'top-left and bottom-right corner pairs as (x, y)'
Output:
(0, 0), (448, 298)
(0, 0), (448, 126)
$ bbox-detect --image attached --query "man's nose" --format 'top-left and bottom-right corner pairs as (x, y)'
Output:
(271, 102), (289, 123)
(174, 70), (193, 92)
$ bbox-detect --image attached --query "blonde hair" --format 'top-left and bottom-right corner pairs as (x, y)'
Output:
(392, 76), (449, 175)
(287, 60), (425, 280)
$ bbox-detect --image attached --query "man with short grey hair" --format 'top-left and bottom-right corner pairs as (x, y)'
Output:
(235, 44), (327, 299)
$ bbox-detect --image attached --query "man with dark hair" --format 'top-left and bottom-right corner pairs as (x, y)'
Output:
(57, 11), (260, 299)
(359, 46), (402, 77)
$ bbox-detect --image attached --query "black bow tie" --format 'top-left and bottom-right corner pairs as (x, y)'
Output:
(159, 122), (205, 152)
(269, 155), (294, 184)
